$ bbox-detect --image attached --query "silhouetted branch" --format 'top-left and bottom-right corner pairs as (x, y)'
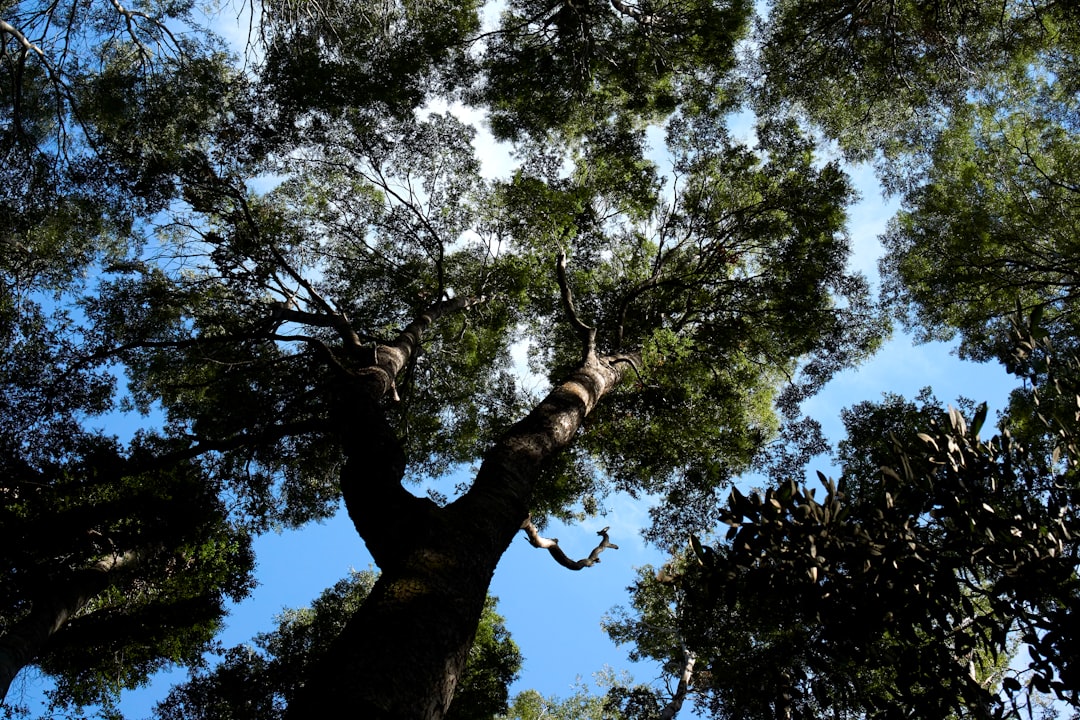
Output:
(520, 517), (618, 570)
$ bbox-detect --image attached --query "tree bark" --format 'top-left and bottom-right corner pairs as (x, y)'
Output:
(286, 354), (634, 719)
(659, 649), (695, 720)
(0, 550), (147, 702)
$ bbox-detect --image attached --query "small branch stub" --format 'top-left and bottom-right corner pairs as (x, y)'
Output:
(521, 517), (619, 571)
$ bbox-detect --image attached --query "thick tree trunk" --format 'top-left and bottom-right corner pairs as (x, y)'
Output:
(0, 550), (145, 702)
(286, 355), (633, 719)
(286, 515), (502, 719)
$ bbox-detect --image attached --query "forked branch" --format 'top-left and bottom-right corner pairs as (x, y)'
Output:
(521, 517), (619, 570)
(556, 251), (597, 362)
(659, 647), (696, 720)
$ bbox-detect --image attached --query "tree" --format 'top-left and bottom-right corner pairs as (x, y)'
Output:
(754, 0), (1080, 395)
(69, 25), (886, 720)
(0, 443), (254, 714)
(154, 571), (522, 720)
(500, 683), (611, 720)
(82, 109), (882, 717)
(602, 562), (702, 720)
(3, 0), (894, 716)
(629, 320), (1080, 719)
(2, 0), (261, 711)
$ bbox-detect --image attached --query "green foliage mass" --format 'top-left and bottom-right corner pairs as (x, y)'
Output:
(153, 572), (522, 720)
(612, 316), (1080, 719)
(756, 0), (1080, 165)
(881, 72), (1080, 366)
(1, 437), (254, 716)
(477, 0), (751, 141)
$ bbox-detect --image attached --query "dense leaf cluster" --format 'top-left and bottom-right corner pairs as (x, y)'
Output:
(603, 320), (1080, 719)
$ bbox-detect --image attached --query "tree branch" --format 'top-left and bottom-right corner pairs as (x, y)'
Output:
(556, 250), (597, 362)
(0, 546), (156, 700)
(609, 0), (659, 25)
(374, 294), (486, 377)
(520, 517), (618, 570)
(659, 647), (696, 720)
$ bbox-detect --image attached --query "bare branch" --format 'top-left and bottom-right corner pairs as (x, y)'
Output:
(520, 517), (619, 570)
(609, 0), (659, 25)
(556, 250), (597, 362)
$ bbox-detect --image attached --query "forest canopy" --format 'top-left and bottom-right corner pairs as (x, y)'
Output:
(2, 0), (1078, 717)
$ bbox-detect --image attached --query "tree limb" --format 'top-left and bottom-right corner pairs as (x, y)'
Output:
(659, 647), (696, 720)
(609, 0), (659, 25)
(520, 517), (618, 570)
(556, 250), (597, 362)
(376, 295), (486, 376)
(0, 547), (155, 701)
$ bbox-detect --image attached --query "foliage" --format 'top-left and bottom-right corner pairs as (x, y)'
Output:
(2, 0), (932, 713)
(1, 0), (259, 711)
(880, 68), (1080, 367)
(647, 321), (1080, 719)
(603, 561), (702, 719)
(755, 0), (1080, 165)
(153, 571), (522, 720)
(1, 437), (254, 715)
(499, 681), (612, 720)
(476, 0), (751, 141)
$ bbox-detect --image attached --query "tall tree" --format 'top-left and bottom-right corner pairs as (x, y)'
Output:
(2, 0), (260, 711)
(89, 107), (880, 717)
(71, 41), (887, 720)
(4, 0), (893, 716)
(625, 322), (1080, 718)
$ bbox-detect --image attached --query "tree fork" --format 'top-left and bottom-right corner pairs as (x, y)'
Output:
(288, 352), (637, 719)
(332, 296), (486, 566)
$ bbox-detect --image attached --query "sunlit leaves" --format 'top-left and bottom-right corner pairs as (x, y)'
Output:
(755, 0), (1080, 163)
(881, 76), (1080, 369)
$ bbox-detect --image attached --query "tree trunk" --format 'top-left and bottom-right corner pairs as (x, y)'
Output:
(286, 355), (633, 719)
(0, 550), (146, 702)
(659, 650), (695, 720)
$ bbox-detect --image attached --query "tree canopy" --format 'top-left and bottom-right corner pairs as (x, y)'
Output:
(3, 0), (1079, 717)
(602, 317), (1079, 719)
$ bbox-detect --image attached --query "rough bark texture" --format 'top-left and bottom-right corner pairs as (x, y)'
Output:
(0, 550), (146, 701)
(286, 354), (632, 719)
